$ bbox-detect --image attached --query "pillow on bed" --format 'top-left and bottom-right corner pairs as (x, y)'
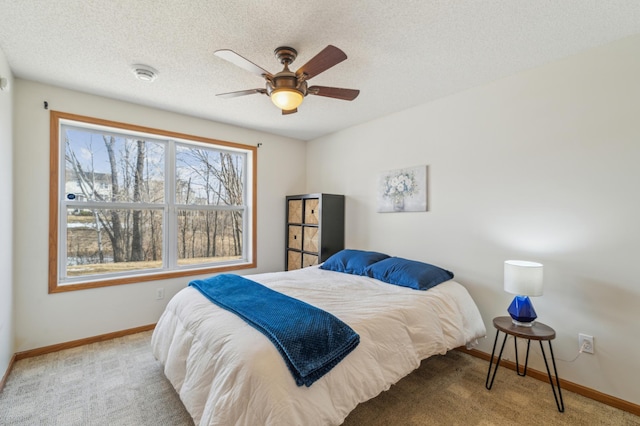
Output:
(320, 249), (390, 275)
(364, 257), (454, 290)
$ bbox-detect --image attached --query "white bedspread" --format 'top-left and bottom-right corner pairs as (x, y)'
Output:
(151, 266), (486, 426)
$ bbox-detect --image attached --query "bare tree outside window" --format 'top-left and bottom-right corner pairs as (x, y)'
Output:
(64, 130), (165, 274)
(175, 145), (245, 265)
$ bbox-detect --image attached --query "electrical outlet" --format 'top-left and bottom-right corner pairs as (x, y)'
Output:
(579, 333), (594, 354)
(156, 288), (165, 300)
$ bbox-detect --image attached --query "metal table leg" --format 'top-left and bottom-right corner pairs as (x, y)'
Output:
(513, 337), (531, 376)
(539, 341), (565, 412)
(485, 329), (508, 390)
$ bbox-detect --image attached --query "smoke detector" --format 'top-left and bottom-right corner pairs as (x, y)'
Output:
(132, 64), (158, 82)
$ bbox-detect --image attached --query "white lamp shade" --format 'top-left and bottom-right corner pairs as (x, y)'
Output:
(504, 260), (543, 296)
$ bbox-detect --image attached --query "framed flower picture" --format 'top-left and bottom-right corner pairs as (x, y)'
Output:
(377, 165), (428, 213)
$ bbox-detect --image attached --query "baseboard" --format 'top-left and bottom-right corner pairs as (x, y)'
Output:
(0, 353), (16, 393)
(458, 347), (640, 417)
(13, 324), (156, 361)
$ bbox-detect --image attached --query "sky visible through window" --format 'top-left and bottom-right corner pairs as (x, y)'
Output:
(64, 126), (244, 206)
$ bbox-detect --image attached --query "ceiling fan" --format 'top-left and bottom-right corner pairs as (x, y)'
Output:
(214, 45), (360, 115)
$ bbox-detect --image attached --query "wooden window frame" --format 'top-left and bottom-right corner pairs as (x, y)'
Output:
(49, 110), (257, 293)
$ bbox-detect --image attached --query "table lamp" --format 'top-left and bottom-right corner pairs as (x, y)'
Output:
(504, 260), (543, 327)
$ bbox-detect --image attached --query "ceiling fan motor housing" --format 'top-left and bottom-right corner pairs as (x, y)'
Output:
(266, 71), (307, 96)
(265, 46), (308, 96)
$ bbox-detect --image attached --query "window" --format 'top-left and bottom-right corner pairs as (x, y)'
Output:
(49, 111), (256, 292)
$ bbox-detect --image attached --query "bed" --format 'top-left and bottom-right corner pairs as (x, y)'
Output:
(151, 252), (486, 426)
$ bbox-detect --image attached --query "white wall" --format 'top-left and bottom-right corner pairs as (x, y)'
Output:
(306, 35), (640, 405)
(0, 47), (14, 381)
(13, 80), (306, 351)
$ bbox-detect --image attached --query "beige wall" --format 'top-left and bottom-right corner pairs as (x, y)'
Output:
(0, 47), (14, 381)
(12, 80), (306, 352)
(306, 35), (640, 405)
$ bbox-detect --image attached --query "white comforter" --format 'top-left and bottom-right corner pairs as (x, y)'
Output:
(151, 266), (486, 426)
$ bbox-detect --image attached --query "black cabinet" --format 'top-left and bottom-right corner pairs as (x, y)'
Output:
(285, 193), (345, 271)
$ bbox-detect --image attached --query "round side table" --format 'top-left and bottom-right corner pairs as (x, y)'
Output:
(485, 316), (564, 412)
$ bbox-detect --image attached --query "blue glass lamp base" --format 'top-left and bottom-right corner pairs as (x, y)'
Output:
(507, 295), (537, 327)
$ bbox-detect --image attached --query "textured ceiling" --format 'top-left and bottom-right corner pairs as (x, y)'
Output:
(1, 1), (640, 141)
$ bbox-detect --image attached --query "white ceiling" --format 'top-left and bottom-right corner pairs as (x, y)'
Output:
(1, 1), (640, 141)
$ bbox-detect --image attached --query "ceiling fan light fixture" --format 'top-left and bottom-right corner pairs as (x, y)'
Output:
(270, 88), (303, 111)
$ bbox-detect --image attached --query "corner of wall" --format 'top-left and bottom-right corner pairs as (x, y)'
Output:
(0, 45), (15, 387)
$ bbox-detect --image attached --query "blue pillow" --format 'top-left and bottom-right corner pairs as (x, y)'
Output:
(320, 249), (390, 276)
(364, 257), (454, 290)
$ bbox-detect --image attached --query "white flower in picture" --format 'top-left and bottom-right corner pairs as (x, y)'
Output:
(384, 172), (416, 199)
(377, 165), (427, 213)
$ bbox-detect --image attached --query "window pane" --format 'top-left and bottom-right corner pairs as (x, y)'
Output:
(64, 126), (165, 203)
(177, 209), (243, 265)
(175, 145), (244, 206)
(66, 208), (164, 277)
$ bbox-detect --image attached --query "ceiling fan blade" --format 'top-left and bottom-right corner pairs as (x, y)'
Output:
(282, 108), (298, 115)
(296, 45), (347, 80)
(216, 88), (267, 99)
(214, 49), (273, 78)
(308, 86), (360, 101)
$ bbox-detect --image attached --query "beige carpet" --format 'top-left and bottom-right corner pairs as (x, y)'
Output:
(1, 331), (638, 425)
(1, 332), (193, 425)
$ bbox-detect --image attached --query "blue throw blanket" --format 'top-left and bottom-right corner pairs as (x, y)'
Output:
(189, 274), (360, 387)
